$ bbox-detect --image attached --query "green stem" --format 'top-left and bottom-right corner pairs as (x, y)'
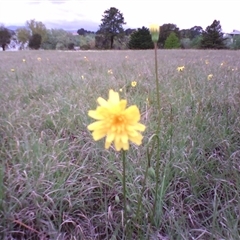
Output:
(122, 150), (127, 228)
(154, 42), (161, 134)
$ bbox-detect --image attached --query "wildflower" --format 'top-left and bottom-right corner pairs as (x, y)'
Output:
(87, 89), (146, 151)
(205, 60), (209, 64)
(131, 81), (137, 87)
(177, 66), (185, 72)
(81, 75), (84, 79)
(119, 88), (123, 92)
(11, 68), (15, 72)
(149, 24), (160, 43)
(37, 57), (41, 61)
(208, 74), (213, 80)
(22, 59), (26, 62)
(125, 56), (128, 59)
(108, 69), (113, 74)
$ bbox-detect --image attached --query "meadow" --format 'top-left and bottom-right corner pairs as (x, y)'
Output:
(0, 49), (240, 240)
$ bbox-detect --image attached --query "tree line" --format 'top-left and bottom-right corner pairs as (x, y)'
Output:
(0, 7), (239, 51)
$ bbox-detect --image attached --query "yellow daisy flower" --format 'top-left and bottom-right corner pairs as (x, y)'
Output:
(131, 81), (137, 87)
(208, 74), (213, 80)
(87, 89), (146, 151)
(177, 66), (185, 72)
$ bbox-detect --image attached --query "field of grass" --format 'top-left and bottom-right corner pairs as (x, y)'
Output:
(0, 49), (240, 240)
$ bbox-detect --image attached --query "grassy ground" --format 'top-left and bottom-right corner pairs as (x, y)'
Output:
(0, 49), (240, 240)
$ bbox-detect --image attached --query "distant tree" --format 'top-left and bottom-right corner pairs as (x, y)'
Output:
(201, 20), (226, 49)
(158, 23), (179, 48)
(179, 29), (191, 39)
(128, 27), (153, 49)
(26, 19), (47, 44)
(164, 32), (181, 49)
(28, 33), (42, 49)
(98, 7), (126, 49)
(190, 35), (203, 49)
(189, 26), (203, 39)
(16, 27), (31, 49)
(77, 28), (86, 35)
(0, 26), (12, 51)
(231, 35), (240, 49)
(125, 28), (135, 36)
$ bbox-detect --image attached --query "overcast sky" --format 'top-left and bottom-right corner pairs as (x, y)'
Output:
(0, 0), (239, 33)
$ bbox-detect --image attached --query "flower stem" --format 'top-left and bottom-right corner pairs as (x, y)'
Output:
(122, 150), (127, 228)
(154, 42), (161, 133)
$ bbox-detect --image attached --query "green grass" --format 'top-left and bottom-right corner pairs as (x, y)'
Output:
(0, 49), (240, 239)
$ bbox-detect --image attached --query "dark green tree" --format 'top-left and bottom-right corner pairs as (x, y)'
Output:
(158, 23), (179, 48)
(128, 27), (153, 49)
(201, 20), (226, 49)
(98, 7), (126, 49)
(0, 26), (12, 51)
(189, 26), (203, 39)
(164, 32), (180, 49)
(28, 33), (42, 49)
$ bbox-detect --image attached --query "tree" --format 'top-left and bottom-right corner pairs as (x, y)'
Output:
(26, 19), (47, 44)
(16, 27), (31, 49)
(158, 23), (179, 48)
(0, 26), (12, 51)
(189, 26), (203, 39)
(164, 32), (180, 49)
(98, 7), (126, 49)
(29, 33), (42, 49)
(128, 27), (153, 49)
(201, 20), (226, 49)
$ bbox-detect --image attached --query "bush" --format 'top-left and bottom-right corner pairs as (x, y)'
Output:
(164, 32), (180, 49)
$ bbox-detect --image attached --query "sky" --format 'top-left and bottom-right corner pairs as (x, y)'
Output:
(0, 0), (239, 33)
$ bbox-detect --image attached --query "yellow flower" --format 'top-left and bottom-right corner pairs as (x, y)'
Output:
(22, 59), (26, 62)
(177, 66), (185, 72)
(108, 69), (113, 74)
(81, 75), (84, 79)
(131, 81), (137, 87)
(11, 68), (15, 72)
(149, 24), (160, 42)
(119, 88), (123, 92)
(87, 89), (146, 151)
(208, 74), (213, 80)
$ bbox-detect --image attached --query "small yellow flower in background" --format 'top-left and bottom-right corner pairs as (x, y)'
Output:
(22, 59), (26, 62)
(37, 57), (41, 61)
(87, 89), (146, 151)
(108, 69), (113, 74)
(11, 68), (15, 72)
(177, 66), (185, 72)
(81, 75), (84, 79)
(131, 81), (137, 87)
(119, 88), (123, 92)
(149, 24), (160, 42)
(208, 74), (213, 80)
(205, 60), (209, 64)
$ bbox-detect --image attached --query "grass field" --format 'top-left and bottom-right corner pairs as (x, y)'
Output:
(0, 49), (240, 240)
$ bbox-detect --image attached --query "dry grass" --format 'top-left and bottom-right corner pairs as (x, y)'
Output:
(0, 49), (240, 239)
